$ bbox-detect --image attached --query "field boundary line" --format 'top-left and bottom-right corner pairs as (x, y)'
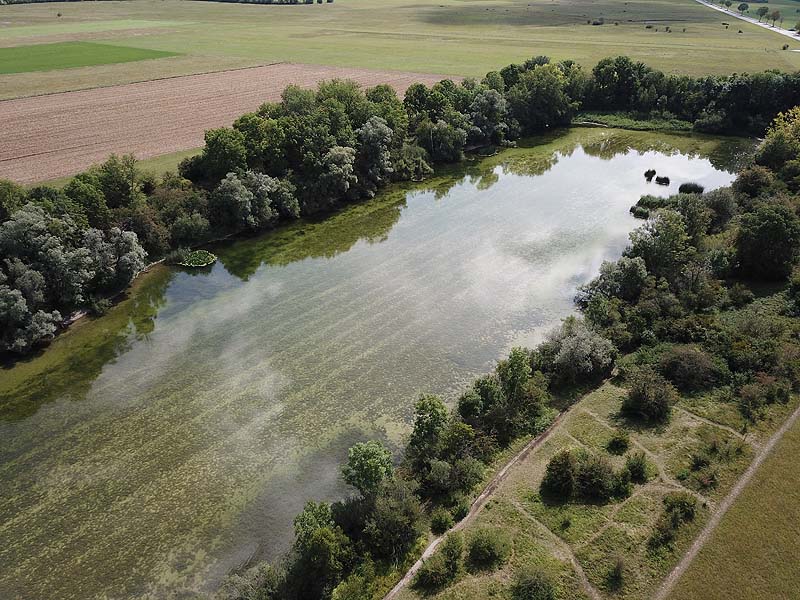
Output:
(0, 61), (284, 103)
(383, 402), (581, 599)
(654, 401), (800, 600)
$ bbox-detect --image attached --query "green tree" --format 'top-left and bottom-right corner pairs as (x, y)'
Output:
(737, 203), (800, 279)
(737, 2), (748, 13)
(507, 64), (575, 134)
(622, 367), (677, 423)
(341, 440), (393, 497)
(757, 5), (769, 20)
(0, 179), (26, 222)
(407, 394), (449, 465)
(627, 210), (691, 281)
(363, 477), (423, 561)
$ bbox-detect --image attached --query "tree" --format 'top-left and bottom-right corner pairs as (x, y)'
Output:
(415, 119), (466, 163)
(363, 477), (423, 560)
(407, 394), (449, 465)
(0, 179), (26, 222)
(737, 203), (800, 279)
(732, 165), (774, 197)
(468, 88), (509, 145)
(757, 5), (769, 21)
(770, 9), (781, 25)
(507, 64), (575, 134)
(355, 116), (394, 197)
(467, 528), (511, 568)
(209, 173), (255, 230)
(626, 210), (691, 281)
(755, 106), (800, 171)
(201, 127), (248, 184)
(536, 317), (616, 385)
(622, 367), (678, 423)
(341, 440), (393, 497)
(737, 2), (748, 13)
(64, 174), (111, 229)
(94, 154), (143, 209)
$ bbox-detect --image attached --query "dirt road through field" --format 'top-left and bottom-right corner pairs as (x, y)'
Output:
(0, 63), (451, 184)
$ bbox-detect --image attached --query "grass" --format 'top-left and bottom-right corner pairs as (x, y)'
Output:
(177, 249), (217, 267)
(30, 147), (200, 189)
(0, 0), (798, 98)
(668, 413), (800, 600)
(0, 41), (179, 74)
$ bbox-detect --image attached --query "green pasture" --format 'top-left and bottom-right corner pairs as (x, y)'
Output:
(0, 41), (179, 74)
(0, 0), (799, 98)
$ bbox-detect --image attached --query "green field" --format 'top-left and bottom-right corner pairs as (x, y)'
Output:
(0, 41), (179, 74)
(0, 0), (799, 98)
(668, 414), (800, 600)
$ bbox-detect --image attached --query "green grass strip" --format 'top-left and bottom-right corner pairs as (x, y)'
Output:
(0, 41), (180, 74)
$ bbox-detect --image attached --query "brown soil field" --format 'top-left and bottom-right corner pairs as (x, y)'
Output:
(0, 63), (451, 184)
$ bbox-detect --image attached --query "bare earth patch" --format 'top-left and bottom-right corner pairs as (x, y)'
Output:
(0, 62), (452, 184)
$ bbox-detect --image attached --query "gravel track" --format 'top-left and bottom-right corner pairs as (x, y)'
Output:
(0, 63), (450, 184)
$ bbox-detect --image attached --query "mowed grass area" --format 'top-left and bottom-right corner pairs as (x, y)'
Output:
(0, 0), (799, 98)
(668, 415), (800, 600)
(0, 41), (179, 74)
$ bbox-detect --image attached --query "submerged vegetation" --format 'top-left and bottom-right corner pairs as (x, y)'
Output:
(218, 107), (800, 599)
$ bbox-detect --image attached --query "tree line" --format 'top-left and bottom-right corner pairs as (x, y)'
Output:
(2, 55), (799, 356)
(219, 106), (800, 599)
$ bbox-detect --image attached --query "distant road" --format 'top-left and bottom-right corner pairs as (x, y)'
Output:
(0, 63), (451, 184)
(693, 0), (800, 40)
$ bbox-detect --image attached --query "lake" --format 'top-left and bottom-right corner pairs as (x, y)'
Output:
(0, 128), (751, 599)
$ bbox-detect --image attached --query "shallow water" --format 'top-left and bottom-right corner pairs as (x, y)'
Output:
(0, 129), (751, 599)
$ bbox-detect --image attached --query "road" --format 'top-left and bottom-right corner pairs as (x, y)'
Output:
(693, 0), (800, 41)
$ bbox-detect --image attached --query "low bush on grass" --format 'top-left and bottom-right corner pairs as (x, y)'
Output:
(657, 345), (728, 392)
(467, 528), (511, 570)
(650, 492), (697, 549)
(414, 532), (463, 590)
(511, 566), (556, 600)
(625, 451), (651, 484)
(622, 367), (678, 424)
(606, 429), (630, 454)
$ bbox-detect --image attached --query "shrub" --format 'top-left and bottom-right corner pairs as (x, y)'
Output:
(630, 205), (649, 219)
(625, 451), (650, 483)
(430, 507), (454, 535)
(575, 453), (616, 501)
(540, 449), (576, 499)
(415, 532), (463, 590)
(622, 367), (678, 423)
(606, 429), (630, 454)
(727, 282), (754, 307)
(511, 566), (556, 600)
(650, 492), (697, 548)
(658, 345), (726, 392)
(536, 317), (616, 386)
(450, 494), (471, 521)
(467, 528), (511, 569)
(678, 182), (704, 194)
(732, 165), (773, 198)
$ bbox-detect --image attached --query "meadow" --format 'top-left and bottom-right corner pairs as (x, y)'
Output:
(667, 411), (800, 600)
(0, 0), (799, 99)
(0, 40), (178, 74)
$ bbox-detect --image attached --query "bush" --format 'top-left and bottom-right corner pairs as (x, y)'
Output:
(606, 429), (630, 454)
(650, 492), (697, 548)
(732, 165), (773, 198)
(415, 533), (463, 590)
(658, 345), (726, 392)
(625, 451), (650, 483)
(430, 507), (454, 535)
(511, 566), (556, 600)
(575, 453), (616, 501)
(540, 449), (576, 499)
(467, 528), (511, 569)
(727, 282), (754, 307)
(622, 367), (678, 423)
(678, 182), (704, 194)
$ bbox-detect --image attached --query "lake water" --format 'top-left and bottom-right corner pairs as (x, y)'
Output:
(0, 129), (751, 599)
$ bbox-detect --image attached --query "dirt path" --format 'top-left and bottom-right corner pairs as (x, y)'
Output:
(0, 63), (452, 184)
(383, 408), (573, 600)
(509, 498), (602, 600)
(693, 0), (800, 40)
(653, 402), (800, 600)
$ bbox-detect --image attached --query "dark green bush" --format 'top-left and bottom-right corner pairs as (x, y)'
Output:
(622, 367), (678, 423)
(606, 429), (630, 454)
(467, 528), (511, 569)
(658, 345), (726, 392)
(430, 507), (454, 535)
(625, 451), (650, 483)
(678, 182), (704, 194)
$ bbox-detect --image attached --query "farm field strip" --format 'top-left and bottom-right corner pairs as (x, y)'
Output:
(0, 62), (451, 184)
